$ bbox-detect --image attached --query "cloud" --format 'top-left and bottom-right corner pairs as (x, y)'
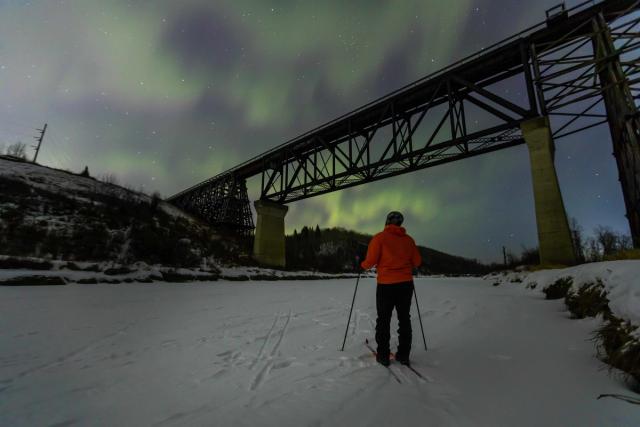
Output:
(162, 5), (247, 71)
(0, 0), (629, 262)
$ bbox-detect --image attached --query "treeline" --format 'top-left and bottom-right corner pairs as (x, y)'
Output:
(285, 226), (490, 275)
(496, 219), (636, 270)
(285, 220), (637, 275)
(570, 219), (636, 262)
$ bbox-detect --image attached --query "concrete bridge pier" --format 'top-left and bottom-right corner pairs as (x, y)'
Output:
(253, 199), (289, 267)
(521, 116), (577, 265)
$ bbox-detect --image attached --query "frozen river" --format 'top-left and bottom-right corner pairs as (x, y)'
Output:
(1, 277), (638, 426)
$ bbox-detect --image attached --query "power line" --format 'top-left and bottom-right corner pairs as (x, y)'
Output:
(48, 129), (74, 168)
(42, 132), (63, 169)
(46, 131), (71, 169)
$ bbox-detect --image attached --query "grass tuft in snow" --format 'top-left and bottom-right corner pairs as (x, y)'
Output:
(543, 276), (573, 300)
(565, 279), (611, 319)
(595, 316), (640, 385)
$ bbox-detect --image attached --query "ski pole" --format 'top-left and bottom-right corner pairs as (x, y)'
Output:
(413, 285), (428, 351)
(340, 270), (361, 351)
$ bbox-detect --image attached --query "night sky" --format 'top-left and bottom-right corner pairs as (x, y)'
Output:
(0, 0), (630, 262)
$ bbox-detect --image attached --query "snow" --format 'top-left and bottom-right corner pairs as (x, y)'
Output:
(0, 157), (145, 202)
(0, 258), (361, 284)
(0, 157), (193, 221)
(1, 277), (639, 426)
(486, 260), (640, 327)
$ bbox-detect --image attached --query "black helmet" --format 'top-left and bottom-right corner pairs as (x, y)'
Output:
(385, 211), (404, 226)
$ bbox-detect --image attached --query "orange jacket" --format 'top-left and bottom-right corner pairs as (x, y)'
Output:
(360, 224), (422, 284)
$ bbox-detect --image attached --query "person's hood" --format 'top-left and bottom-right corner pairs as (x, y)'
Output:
(384, 224), (407, 236)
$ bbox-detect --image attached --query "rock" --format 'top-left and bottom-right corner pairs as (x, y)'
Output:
(161, 271), (196, 283)
(0, 258), (53, 270)
(104, 267), (133, 276)
(0, 276), (67, 286)
(195, 274), (219, 282)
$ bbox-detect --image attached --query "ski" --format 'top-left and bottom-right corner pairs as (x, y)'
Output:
(399, 361), (426, 380)
(364, 339), (428, 382)
(365, 339), (402, 384)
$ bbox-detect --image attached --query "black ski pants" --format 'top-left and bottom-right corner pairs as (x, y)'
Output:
(375, 281), (413, 358)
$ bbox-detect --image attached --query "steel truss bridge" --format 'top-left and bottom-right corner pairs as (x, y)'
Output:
(168, 0), (640, 246)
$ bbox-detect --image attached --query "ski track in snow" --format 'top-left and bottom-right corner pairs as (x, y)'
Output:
(0, 322), (135, 390)
(0, 277), (639, 426)
(249, 313), (281, 371)
(249, 310), (292, 391)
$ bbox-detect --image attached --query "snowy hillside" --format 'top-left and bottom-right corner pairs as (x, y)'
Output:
(1, 277), (639, 426)
(0, 156), (242, 268)
(0, 156), (187, 219)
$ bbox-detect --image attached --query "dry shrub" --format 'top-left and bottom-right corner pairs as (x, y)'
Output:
(565, 279), (611, 319)
(543, 276), (573, 300)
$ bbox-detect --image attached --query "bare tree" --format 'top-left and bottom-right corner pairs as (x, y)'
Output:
(619, 234), (633, 251)
(6, 142), (27, 159)
(519, 246), (540, 265)
(100, 173), (119, 186)
(594, 225), (619, 256)
(585, 237), (601, 262)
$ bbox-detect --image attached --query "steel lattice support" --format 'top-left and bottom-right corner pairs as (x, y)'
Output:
(169, 175), (254, 236)
(594, 12), (640, 247)
(530, 5), (640, 246)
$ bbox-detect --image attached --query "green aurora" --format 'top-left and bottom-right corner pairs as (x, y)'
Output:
(0, 0), (630, 261)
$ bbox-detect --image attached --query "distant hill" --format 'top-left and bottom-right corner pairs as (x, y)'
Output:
(286, 226), (490, 275)
(0, 156), (241, 267)
(0, 156), (489, 275)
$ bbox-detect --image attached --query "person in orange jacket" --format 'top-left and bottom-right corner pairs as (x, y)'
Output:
(360, 211), (422, 366)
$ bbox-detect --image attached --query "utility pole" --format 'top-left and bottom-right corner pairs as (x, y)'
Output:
(503, 246), (508, 266)
(32, 123), (47, 164)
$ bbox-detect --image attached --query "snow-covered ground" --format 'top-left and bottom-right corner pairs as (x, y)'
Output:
(1, 277), (638, 426)
(486, 260), (640, 327)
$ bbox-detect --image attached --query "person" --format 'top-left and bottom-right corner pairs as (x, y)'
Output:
(360, 211), (422, 366)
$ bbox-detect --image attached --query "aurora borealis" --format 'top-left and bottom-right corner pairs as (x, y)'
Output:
(0, 0), (630, 262)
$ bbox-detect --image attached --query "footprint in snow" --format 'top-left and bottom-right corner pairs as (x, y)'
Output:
(488, 354), (513, 361)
